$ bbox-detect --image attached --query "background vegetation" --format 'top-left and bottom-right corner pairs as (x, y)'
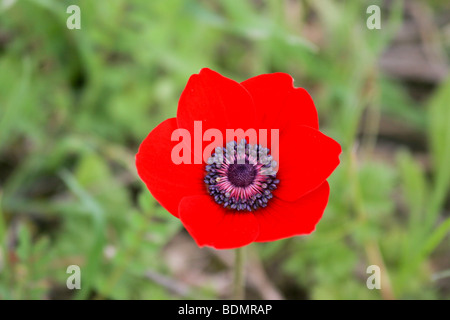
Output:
(0, 0), (449, 299)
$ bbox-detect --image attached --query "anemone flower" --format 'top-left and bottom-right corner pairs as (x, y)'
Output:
(136, 68), (341, 250)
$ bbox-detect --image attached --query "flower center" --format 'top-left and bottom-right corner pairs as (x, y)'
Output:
(204, 139), (279, 212)
(227, 164), (256, 188)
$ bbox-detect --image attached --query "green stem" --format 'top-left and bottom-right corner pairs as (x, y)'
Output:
(232, 246), (245, 300)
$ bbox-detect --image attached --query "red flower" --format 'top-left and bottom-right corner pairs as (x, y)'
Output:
(136, 68), (341, 249)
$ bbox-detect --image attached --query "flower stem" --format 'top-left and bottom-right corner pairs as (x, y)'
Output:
(232, 246), (245, 300)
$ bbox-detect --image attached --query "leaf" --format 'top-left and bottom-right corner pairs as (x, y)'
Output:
(59, 170), (106, 300)
(426, 76), (450, 231)
(0, 58), (31, 152)
(397, 151), (427, 230)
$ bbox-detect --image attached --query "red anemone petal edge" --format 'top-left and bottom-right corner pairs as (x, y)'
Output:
(135, 118), (205, 217)
(179, 195), (259, 249)
(241, 72), (319, 130)
(255, 182), (330, 242)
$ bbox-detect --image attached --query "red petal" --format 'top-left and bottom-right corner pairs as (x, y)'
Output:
(284, 87), (319, 129)
(136, 118), (206, 217)
(177, 68), (256, 140)
(275, 125), (341, 201)
(255, 182), (330, 242)
(241, 73), (318, 130)
(179, 195), (260, 249)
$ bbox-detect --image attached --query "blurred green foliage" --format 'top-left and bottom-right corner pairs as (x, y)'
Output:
(0, 0), (449, 299)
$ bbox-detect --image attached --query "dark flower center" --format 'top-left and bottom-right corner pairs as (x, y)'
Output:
(204, 139), (279, 212)
(227, 164), (257, 188)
